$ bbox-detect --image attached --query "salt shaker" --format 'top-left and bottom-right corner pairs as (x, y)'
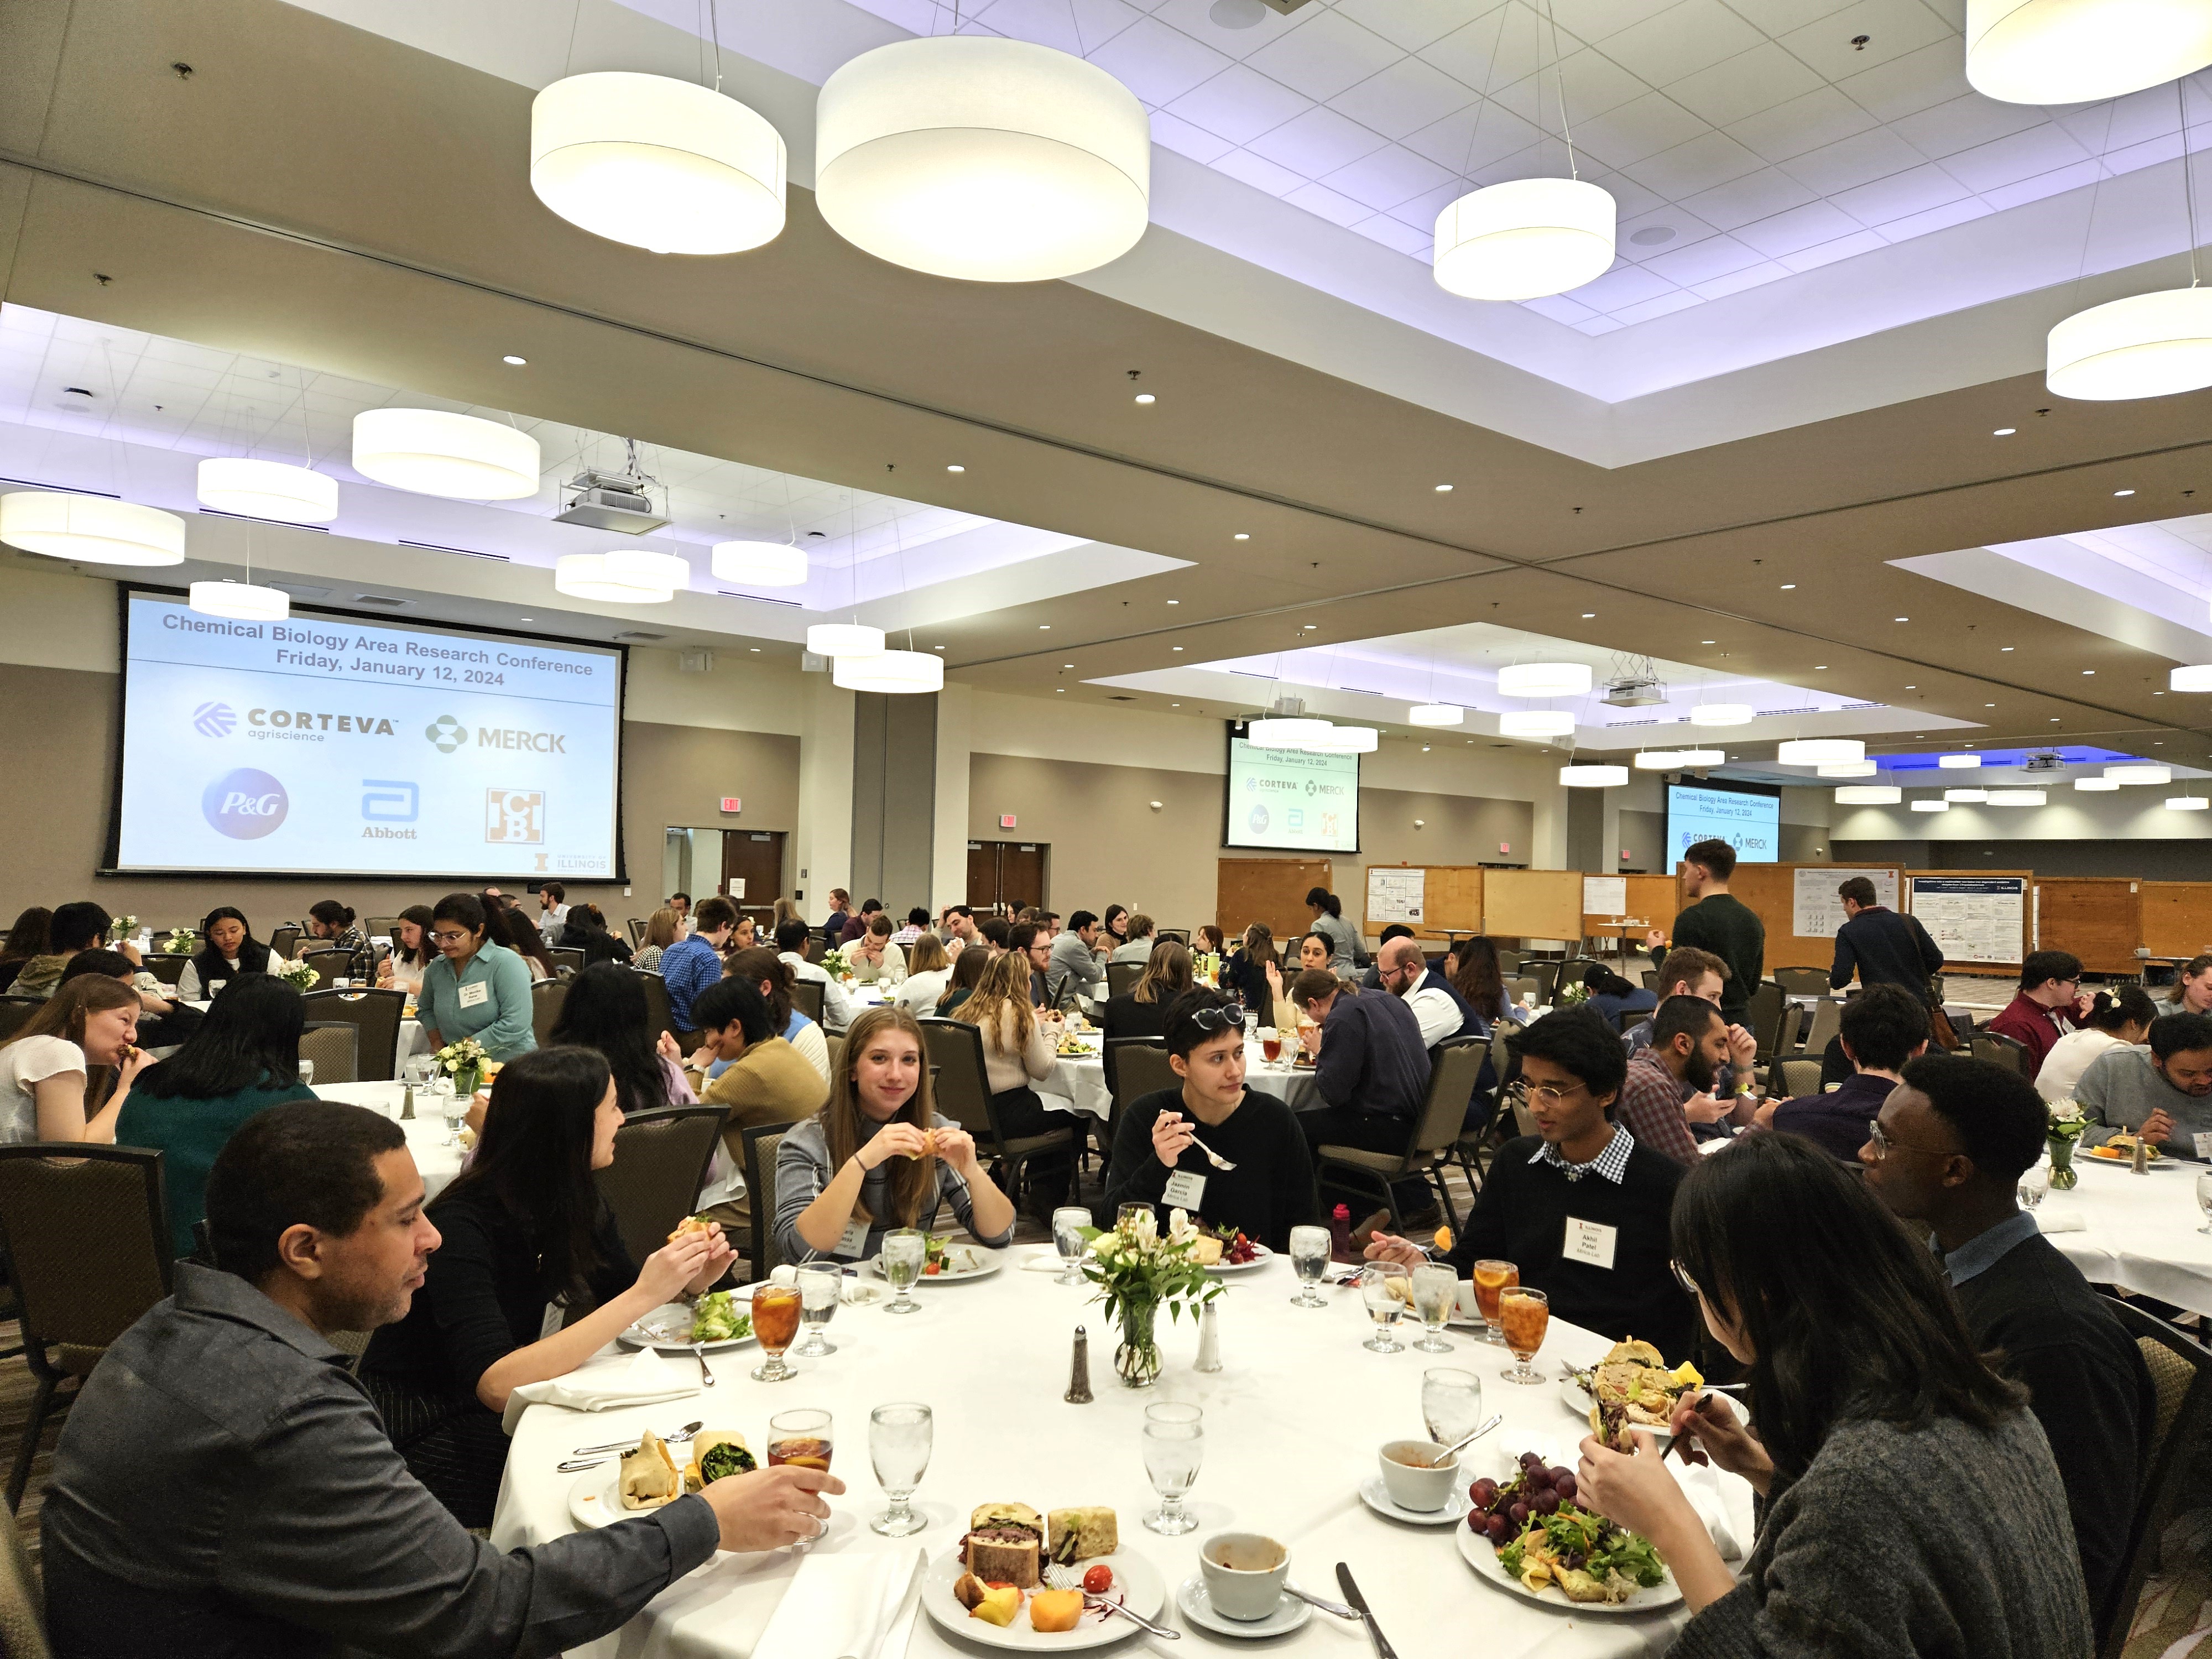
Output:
(1194, 1301), (1222, 1374)
(399, 1081), (415, 1120)
(1065, 1324), (1094, 1404)
(2132, 1133), (2150, 1175)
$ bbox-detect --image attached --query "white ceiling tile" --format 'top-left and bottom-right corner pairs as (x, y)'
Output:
(1328, 55), (1477, 142)
(1208, 145), (1308, 195)
(1469, 141), (1581, 185)
(1832, 39), (1968, 122)
(1346, 212), (1437, 255)
(1150, 108), (1237, 163)
(1776, 0), (1956, 80)
(1490, 49), (1652, 127)
(1282, 179), (1376, 227)
(1575, 315), (1627, 333)
(1872, 195), (1990, 240)
(1087, 15), (1235, 103)
(1572, 91), (1709, 169)
(1728, 86), (1879, 164)
(1621, 129), (1767, 195)
(1599, 0), (1765, 85)
(1775, 226), (1890, 269)
(1921, 0), (1965, 27)
(1243, 9), (1406, 102)
(1333, 0), (1496, 53)
(1888, 91), (2046, 159)
(1679, 164), (1819, 229)
(1615, 205), (1720, 256)
(1423, 7), (1546, 92)
(1609, 288), (1704, 324)
(1976, 156), (2100, 211)
(972, 0), (1144, 54)
(1582, 168), (1667, 218)
(1146, 0), (1298, 58)
(2056, 83), (2184, 152)
(1388, 180), (1469, 229)
(1664, 43), (1825, 127)
(1165, 64), (1314, 143)
(1546, 0), (1683, 40)
(2089, 128), (2187, 179)
(1322, 143), (1459, 210)
(1729, 195), (1864, 252)
(1519, 291), (1603, 324)
(1571, 259), (1681, 306)
(1937, 122), (2093, 193)
(1640, 231), (1766, 283)
(1778, 125), (1924, 193)
(1400, 101), (1543, 171)
(1712, 0), (1859, 37)
(1245, 103), (1389, 175)
(1689, 259), (1793, 298)
(1830, 159), (1969, 223)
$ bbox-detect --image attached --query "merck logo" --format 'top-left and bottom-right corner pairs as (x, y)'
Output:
(202, 768), (289, 840)
(192, 701), (236, 738)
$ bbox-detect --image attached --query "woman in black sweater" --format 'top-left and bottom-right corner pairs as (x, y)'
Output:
(1101, 941), (1196, 1044)
(359, 1047), (733, 1525)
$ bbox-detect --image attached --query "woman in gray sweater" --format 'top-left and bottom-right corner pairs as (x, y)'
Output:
(1575, 1134), (2094, 1659)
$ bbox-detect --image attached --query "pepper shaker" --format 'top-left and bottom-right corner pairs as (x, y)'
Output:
(1065, 1324), (1094, 1404)
(1194, 1301), (1222, 1374)
(2132, 1133), (2151, 1175)
(400, 1081), (415, 1120)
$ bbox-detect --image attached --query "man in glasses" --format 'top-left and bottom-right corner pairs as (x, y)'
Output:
(1859, 1056), (2150, 1623)
(1983, 950), (2092, 1083)
(2075, 1010), (2212, 1157)
(1366, 1009), (1696, 1361)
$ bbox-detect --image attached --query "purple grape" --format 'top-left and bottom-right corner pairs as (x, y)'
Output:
(1553, 1473), (1577, 1503)
(1469, 1478), (1499, 1509)
(1508, 1501), (1529, 1526)
(1547, 1466), (1572, 1487)
(1486, 1514), (1512, 1543)
(1520, 1452), (1544, 1471)
(1532, 1489), (1561, 1516)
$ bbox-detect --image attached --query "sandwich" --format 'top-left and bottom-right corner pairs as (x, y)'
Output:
(1048, 1506), (1118, 1564)
(619, 1431), (682, 1510)
(963, 1502), (1044, 1588)
(684, 1431), (757, 1490)
(1190, 1234), (1224, 1267)
(667, 1214), (714, 1243)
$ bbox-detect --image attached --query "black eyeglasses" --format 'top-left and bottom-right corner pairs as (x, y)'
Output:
(1192, 1006), (1247, 1034)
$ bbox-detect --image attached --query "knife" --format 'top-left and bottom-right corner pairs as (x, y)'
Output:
(1336, 1563), (1397, 1659)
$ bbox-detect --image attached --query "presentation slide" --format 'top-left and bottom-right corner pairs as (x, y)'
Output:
(1223, 734), (1360, 853)
(113, 589), (624, 880)
(1665, 782), (1778, 864)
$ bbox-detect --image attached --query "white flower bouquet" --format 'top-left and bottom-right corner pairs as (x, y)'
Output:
(1082, 1206), (1222, 1387)
(272, 957), (319, 990)
(108, 914), (139, 942)
(819, 946), (851, 980)
(162, 928), (198, 956)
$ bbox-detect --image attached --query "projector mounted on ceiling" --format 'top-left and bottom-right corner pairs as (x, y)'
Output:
(553, 437), (669, 534)
(2021, 750), (2067, 772)
(1256, 0), (1317, 11)
(1601, 676), (1667, 708)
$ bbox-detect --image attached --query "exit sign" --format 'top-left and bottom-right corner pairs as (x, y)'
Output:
(1000, 813), (1018, 829)
(719, 797), (742, 813)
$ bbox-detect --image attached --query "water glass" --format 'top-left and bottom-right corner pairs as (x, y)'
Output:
(869, 1401), (932, 1536)
(2197, 1172), (2212, 1235)
(1422, 1367), (1484, 1447)
(882, 1229), (926, 1315)
(2017, 1164), (2048, 1212)
(793, 1261), (842, 1358)
(1288, 1224), (1331, 1308)
(438, 1079), (468, 1147)
(1140, 1401), (1203, 1536)
(1411, 1262), (1458, 1353)
(1360, 1263), (1407, 1355)
(1052, 1207), (1092, 1286)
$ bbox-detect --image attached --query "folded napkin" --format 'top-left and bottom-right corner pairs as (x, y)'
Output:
(499, 1345), (697, 1434)
(1022, 1249), (1074, 1274)
(754, 1546), (924, 1659)
(1672, 1457), (1746, 1564)
(2034, 1211), (2088, 1234)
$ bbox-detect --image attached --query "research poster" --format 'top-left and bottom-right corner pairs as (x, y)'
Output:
(1910, 875), (2027, 963)
(1793, 867), (1899, 939)
(1367, 867), (1425, 926)
(1582, 875), (1628, 915)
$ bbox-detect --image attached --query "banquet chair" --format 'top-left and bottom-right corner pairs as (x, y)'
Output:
(1098, 1039), (1174, 1176)
(1972, 1030), (2027, 1074)
(0, 1144), (173, 1511)
(1772, 967), (1830, 997)
(298, 1022), (359, 1086)
(827, 1033), (846, 1081)
(1495, 948), (1521, 974)
(596, 1105), (725, 1269)
(635, 970), (675, 1042)
(917, 1018), (1079, 1213)
(0, 1001), (40, 1044)
(1452, 1026), (1520, 1191)
(1641, 970), (1660, 992)
(1526, 962), (1563, 1004)
(1614, 1009), (1646, 1035)
(1746, 982), (1787, 1061)
(143, 953), (188, 988)
(530, 978), (568, 1048)
(628, 916), (646, 946)
(790, 979), (825, 1026)
(268, 925), (302, 961)
(1770, 1003), (1803, 1058)
(1157, 930), (1189, 945)
(1504, 977), (1537, 1008)
(1105, 962), (1146, 1000)
(363, 917), (400, 943)
(296, 948), (351, 991)
(0, 1483), (48, 1657)
(1314, 1038), (1487, 1233)
(547, 948), (586, 978)
(1767, 1056), (1825, 1100)
(1798, 997), (1842, 1058)
(300, 988), (405, 1082)
(2098, 1296), (2212, 1656)
(739, 1122), (790, 1280)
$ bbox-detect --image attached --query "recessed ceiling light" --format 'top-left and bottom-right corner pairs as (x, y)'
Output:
(1063, 662), (1074, 667)
(2051, 717), (2062, 722)
(1986, 702), (1996, 707)
(502, 354), (528, 366)
(1895, 617), (1908, 622)
(1422, 744), (1430, 751)
(1434, 483), (1453, 493)
(947, 464), (964, 473)
(750, 646), (760, 653)
(1906, 685), (1916, 689)
(1233, 533), (1249, 540)
(1700, 639), (1715, 645)
(518, 616), (534, 621)
(1038, 624), (1050, 629)
(1580, 612), (1595, 618)
(1628, 225), (1677, 246)
(1171, 702), (1180, 707)
(2114, 488), (2134, 496)
(1167, 599), (1179, 605)
(2001, 646), (2015, 651)
(1134, 393), (1155, 404)
(1056, 688), (1065, 692)
(1172, 646), (1183, 651)
(933, 645), (944, 650)
(2083, 669), (2095, 674)
(1303, 624), (1318, 630)
(1993, 426), (2014, 435)
(1779, 583), (1796, 589)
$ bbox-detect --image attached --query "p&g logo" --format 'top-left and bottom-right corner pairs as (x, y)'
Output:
(202, 768), (289, 840)
(192, 701), (236, 738)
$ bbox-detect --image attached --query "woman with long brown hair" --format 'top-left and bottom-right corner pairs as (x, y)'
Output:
(1450, 935), (1515, 1026)
(774, 1005), (1014, 1264)
(935, 941), (992, 1018)
(719, 945), (828, 1081)
(632, 905), (682, 973)
(894, 932), (951, 1018)
(1102, 941), (1194, 1042)
(955, 950), (1077, 1209)
(0, 907), (53, 994)
(0, 974), (148, 1143)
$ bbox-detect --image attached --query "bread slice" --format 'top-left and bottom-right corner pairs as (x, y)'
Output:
(1048, 1506), (1118, 1563)
(964, 1503), (1043, 1588)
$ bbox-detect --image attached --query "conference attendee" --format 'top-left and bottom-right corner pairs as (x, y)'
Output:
(1106, 990), (1317, 1249)
(717, 946), (830, 1081)
(60, 948), (197, 1050)
(936, 943), (992, 1018)
(1109, 912), (1157, 966)
(1194, 924), (1227, 959)
(1578, 963), (1657, 1029)
(776, 1004), (1016, 1264)
(1450, 935), (1518, 1026)
(1759, 982), (1929, 1162)
(0, 974), (147, 1144)
(843, 898), (880, 946)
(1858, 1055), (2151, 1623)
(10, 900), (113, 1000)
(416, 893), (538, 1062)
(1370, 1008), (1695, 1358)
(1103, 941), (1195, 1043)
(2038, 984), (2157, 1104)
(978, 916), (1013, 953)
(691, 978), (828, 1226)
(2077, 1010), (2212, 1156)
(1359, 925), (1418, 990)
(1009, 921), (1052, 1008)
(304, 900), (375, 985)
(667, 890), (692, 931)
(2163, 953), (2212, 1016)
(376, 905), (436, 997)
(1571, 1134), (2093, 1653)
(557, 903), (633, 967)
(1829, 875), (1944, 999)
(491, 905), (555, 983)
(116, 975), (314, 1259)
(1303, 886), (1358, 969)
(0, 906), (51, 993)
(661, 895), (737, 1036)
(1985, 949), (2092, 1081)
(632, 906), (682, 973)
(1644, 838), (1764, 1025)
(1620, 945), (1757, 1097)
(534, 882), (568, 944)
(1048, 909), (1107, 1004)
(776, 917), (853, 1033)
(547, 962), (690, 1117)
(729, 913), (760, 953)
(1099, 905), (1130, 955)
(956, 951), (1080, 1196)
(40, 1099), (840, 1659)
(1378, 935), (1482, 1048)
(1220, 924), (1279, 1014)
(1289, 967), (1433, 1222)
(894, 932), (952, 1018)
(359, 1050), (734, 1525)
(1614, 995), (1733, 1166)
(891, 906), (928, 948)
(849, 912), (907, 985)
(1295, 931), (1334, 975)
(773, 896), (805, 936)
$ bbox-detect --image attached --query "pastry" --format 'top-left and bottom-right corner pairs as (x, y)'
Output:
(1048, 1506), (1118, 1563)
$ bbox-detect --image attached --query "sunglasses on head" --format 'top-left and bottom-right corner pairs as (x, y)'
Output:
(1191, 1005), (1247, 1034)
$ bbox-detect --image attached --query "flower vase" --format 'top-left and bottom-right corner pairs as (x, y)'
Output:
(1115, 1296), (1162, 1389)
(2047, 1136), (2078, 1190)
(453, 1066), (482, 1100)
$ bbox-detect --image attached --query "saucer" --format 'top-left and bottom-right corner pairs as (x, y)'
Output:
(1175, 1577), (1313, 1639)
(1358, 1473), (1472, 1526)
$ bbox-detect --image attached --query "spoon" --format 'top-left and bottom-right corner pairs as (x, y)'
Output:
(1283, 1585), (1361, 1621)
(1428, 1411), (1504, 1465)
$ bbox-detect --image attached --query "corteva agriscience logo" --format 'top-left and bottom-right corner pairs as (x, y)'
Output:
(202, 768), (288, 839)
(425, 714), (468, 753)
(192, 701), (236, 738)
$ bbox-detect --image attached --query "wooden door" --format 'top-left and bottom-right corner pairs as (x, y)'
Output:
(967, 842), (997, 911)
(1217, 857), (1332, 946)
(719, 830), (785, 935)
(964, 841), (1050, 914)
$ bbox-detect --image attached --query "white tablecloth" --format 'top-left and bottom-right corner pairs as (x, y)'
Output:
(190, 998), (426, 1074)
(490, 1253), (1752, 1659)
(2036, 1151), (2212, 1315)
(1039, 1039), (1324, 1121)
(312, 1079), (467, 1200)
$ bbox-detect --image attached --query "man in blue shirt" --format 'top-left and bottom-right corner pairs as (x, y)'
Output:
(661, 895), (737, 1036)
(1288, 967), (1436, 1224)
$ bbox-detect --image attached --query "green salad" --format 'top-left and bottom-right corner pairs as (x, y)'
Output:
(688, 1291), (750, 1344)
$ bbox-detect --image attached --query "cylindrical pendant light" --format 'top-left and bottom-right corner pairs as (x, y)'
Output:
(189, 580), (290, 621)
(2075, 777), (2121, 790)
(1966, 0), (2212, 105)
(1632, 751), (1684, 770)
(712, 541), (808, 587)
(352, 410), (541, 499)
(1496, 661), (1593, 698)
(1778, 738), (1865, 765)
(1300, 726), (1378, 754)
(2171, 665), (2212, 692)
(530, 72), (787, 255)
(1559, 763), (1628, 787)
(1945, 788), (1989, 802)
(1674, 749), (1726, 766)
(2168, 795), (2210, 811)
(196, 458), (338, 524)
(1912, 799), (1950, 812)
(554, 549), (689, 603)
(1407, 703), (1463, 726)
(2107, 763), (2172, 785)
(1433, 178), (1617, 301)
(1247, 716), (1332, 745)
(1689, 703), (1753, 727)
(832, 649), (945, 693)
(1818, 760), (1879, 778)
(814, 36), (1150, 283)
(0, 492), (186, 565)
(1938, 753), (1984, 768)
(1834, 786), (1901, 804)
(1986, 789), (2048, 806)
(2047, 288), (2212, 401)
(807, 623), (886, 658)
(1499, 709), (1575, 738)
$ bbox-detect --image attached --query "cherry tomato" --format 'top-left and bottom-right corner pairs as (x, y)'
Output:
(1083, 1566), (1113, 1595)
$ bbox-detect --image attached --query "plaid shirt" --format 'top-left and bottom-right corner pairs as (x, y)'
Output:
(1530, 1123), (1636, 1183)
(1612, 1050), (1704, 1167)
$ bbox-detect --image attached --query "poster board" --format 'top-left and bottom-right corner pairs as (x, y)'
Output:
(1484, 869), (1584, 942)
(2033, 877), (2142, 977)
(1366, 867), (1426, 928)
(1906, 873), (2030, 969)
(1582, 874), (1677, 946)
(1216, 857), (1331, 948)
(2141, 882), (2212, 961)
(1792, 868), (1899, 941)
(1582, 876), (1627, 916)
(1691, 862), (1905, 972)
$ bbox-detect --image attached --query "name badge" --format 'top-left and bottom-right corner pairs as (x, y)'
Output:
(1162, 1170), (1208, 1211)
(2194, 1133), (2212, 1161)
(1563, 1217), (1618, 1271)
(836, 1217), (870, 1258)
(457, 980), (490, 1009)
(539, 1300), (565, 1339)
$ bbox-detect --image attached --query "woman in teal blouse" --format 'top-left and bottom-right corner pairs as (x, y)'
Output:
(418, 893), (538, 1061)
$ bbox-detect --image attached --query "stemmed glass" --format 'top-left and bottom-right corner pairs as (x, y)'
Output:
(1117, 1203), (1152, 1234)
(1052, 1206), (1092, 1286)
(2196, 1172), (2212, 1235)
(749, 1284), (804, 1382)
(297, 1057), (316, 1091)
(882, 1229), (926, 1316)
(1360, 1263), (1407, 1354)
(1140, 1402), (1203, 1536)
(1472, 1259), (1518, 1346)
(1411, 1262), (1458, 1353)
(1422, 1368), (1484, 1447)
(1287, 1224), (1331, 1307)
(1499, 1287), (1551, 1385)
(793, 1261), (842, 1357)
(869, 1402), (932, 1536)
(2017, 1165), (2048, 1211)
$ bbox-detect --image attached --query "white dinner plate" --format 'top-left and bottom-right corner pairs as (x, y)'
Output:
(1557, 1378), (1675, 1449)
(1204, 1243), (1275, 1275)
(2078, 1150), (2175, 1170)
(1455, 1512), (1681, 1615)
(869, 1245), (1005, 1283)
(617, 1301), (759, 1353)
(1358, 1473), (1472, 1526)
(920, 1547), (1165, 1650)
(1175, 1576), (1313, 1639)
(568, 1460), (675, 1530)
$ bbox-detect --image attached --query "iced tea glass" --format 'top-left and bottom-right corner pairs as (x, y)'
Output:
(768, 1407), (834, 1549)
(1499, 1287), (1550, 1385)
(1472, 1259), (1518, 1347)
(749, 1285), (803, 1382)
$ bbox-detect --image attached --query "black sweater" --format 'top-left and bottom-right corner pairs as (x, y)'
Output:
(1104, 1087), (1317, 1251)
(1829, 906), (1943, 998)
(1653, 894), (1765, 1024)
(1446, 1134), (1695, 1361)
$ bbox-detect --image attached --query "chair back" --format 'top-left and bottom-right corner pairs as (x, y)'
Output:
(1614, 1008), (1646, 1035)
(918, 1018), (995, 1140)
(596, 1104), (726, 1267)
(740, 1121), (791, 1280)
(143, 953), (189, 988)
(1494, 948), (1521, 974)
(268, 925), (302, 961)
(0, 1145), (171, 1354)
(628, 916), (648, 946)
(1157, 930), (1190, 945)
(1413, 1037), (1489, 1157)
(298, 1021), (359, 1085)
(528, 977), (569, 1048)
(0, 1484), (49, 1656)
(790, 979), (825, 1026)
(0, 1000), (38, 1043)
(364, 917), (400, 943)
(1799, 997), (1842, 1057)
(1105, 962), (1146, 1000)
(1767, 1056), (1824, 1100)
(294, 948), (351, 991)
(1640, 969), (1659, 992)
(1973, 1030), (2027, 1074)
(1526, 961), (1563, 1004)
(1772, 966), (1829, 997)
(548, 947), (586, 977)
(827, 1033), (846, 1081)
(636, 970), (675, 1041)
(1745, 980), (1786, 1059)
(1771, 1002), (1803, 1057)
(2098, 1297), (2212, 1655)
(1108, 1039), (1176, 1115)
(299, 988), (406, 1082)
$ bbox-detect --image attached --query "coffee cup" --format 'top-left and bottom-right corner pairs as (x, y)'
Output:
(1379, 1439), (1460, 1512)
(1454, 1280), (1480, 1321)
(1199, 1532), (1290, 1621)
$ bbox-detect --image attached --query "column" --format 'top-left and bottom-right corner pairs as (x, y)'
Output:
(794, 673), (854, 910)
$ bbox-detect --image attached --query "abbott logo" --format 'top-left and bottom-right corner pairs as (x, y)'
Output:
(362, 780), (419, 822)
(425, 714), (468, 753)
(192, 701), (236, 738)
(486, 789), (544, 844)
(202, 768), (288, 839)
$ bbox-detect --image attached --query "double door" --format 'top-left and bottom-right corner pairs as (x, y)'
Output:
(967, 840), (1047, 915)
(720, 829), (787, 936)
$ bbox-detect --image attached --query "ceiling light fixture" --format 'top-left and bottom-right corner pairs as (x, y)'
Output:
(2171, 665), (2212, 691)
(1634, 750), (1684, 770)
(1434, 177), (1616, 300)
(711, 540), (808, 587)
(1835, 785), (1901, 804)
(1559, 763), (1629, 787)
(2075, 776), (2121, 790)
(1674, 749), (1726, 765)
(352, 410), (540, 499)
(806, 622), (885, 656)
(2113, 490), (2135, 498)
(1912, 798), (1950, 812)
(1408, 704), (1464, 727)
(1434, 483), (1453, 492)
(2107, 763), (2172, 784)
(187, 580), (289, 621)
(0, 492), (185, 565)
(1778, 738), (1865, 764)
(1818, 760), (1879, 777)
(1946, 788), (1989, 802)
(2168, 795), (2211, 811)
(1248, 717), (1332, 744)
(1689, 703), (1754, 727)
(1966, 0), (2212, 104)
(530, 71), (787, 254)
(1497, 661), (1592, 698)
(1300, 726), (1379, 754)
(2049, 288), (2212, 400)
(554, 549), (688, 603)
(1985, 788), (2048, 806)
(503, 354), (528, 366)
(1938, 753), (1983, 768)
(1208, 0), (1267, 25)
(1499, 709), (1575, 738)
(946, 465), (964, 473)
(813, 36), (1149, 282)
(832, 649), (945, 694)
(1134, 393), (1155, 404)
(195, 457), (338, 524)
(1233, 533), (1249, 540)
(1994, 426), (2015, 435)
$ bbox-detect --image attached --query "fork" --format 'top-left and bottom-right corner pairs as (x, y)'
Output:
(1042, 1564), (1180, 1640)
(574, 1421), (703, 1456)
(1187, 1133), (1237, 1172)
(692, 1341), (716, 1388)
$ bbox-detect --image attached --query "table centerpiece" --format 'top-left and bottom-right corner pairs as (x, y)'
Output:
(1081, 1206), (1220, 1389)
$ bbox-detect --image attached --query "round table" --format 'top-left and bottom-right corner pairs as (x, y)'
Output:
(312, 1079), (468, 1200)
(2034, 1150), (2212, 1317)
(490, 1253), (1752, 1659)
(1040, 1038), (1324, 1122)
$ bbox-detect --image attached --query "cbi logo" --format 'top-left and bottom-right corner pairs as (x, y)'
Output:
(425, 714), (468, 753)
(192, 701), (237, 738)
(202, 768), (288, 839)
(486, 789), (544, 845)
